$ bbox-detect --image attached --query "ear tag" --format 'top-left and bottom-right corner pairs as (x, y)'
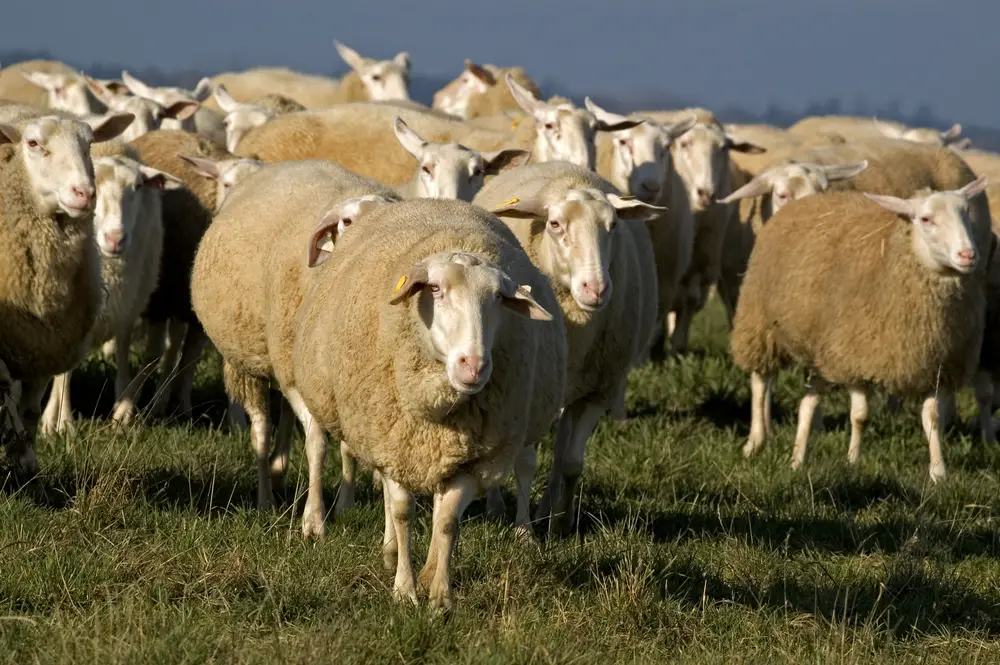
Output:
(392, 275), (407, 296)
(499, 197), (520, 207)
(511, 116), (522, 130)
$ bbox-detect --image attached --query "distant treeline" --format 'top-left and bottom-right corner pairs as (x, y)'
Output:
(6, 49), (998, 152)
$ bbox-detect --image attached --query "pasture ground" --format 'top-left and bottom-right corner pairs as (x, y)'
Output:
(2, 299), (1000, 664)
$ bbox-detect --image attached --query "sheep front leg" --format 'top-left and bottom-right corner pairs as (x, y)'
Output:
(426, 472), (478, 611)
(270, 397), (294, 490)
(485, 487), (505, 520)
(40, 371), (73, 437)
(742, 371), (773, 458)
(923, 394), (947, 482)
(513, 443), (538, 539)
(383, 476), (417, 604)
(791, 375), (827, 470)
(551, 400), (605, 537)
(166, 324), (209, 417)
(14, 378), (47, 475)
(243, 397), (274, 511)
(334, 439), (357, 517)
(113, 320), (166, 425)
(381, 475), (397, 571)
(146, 320), (187, 417)
(847, 387), (869, 465)
(974, 370), (996, 444)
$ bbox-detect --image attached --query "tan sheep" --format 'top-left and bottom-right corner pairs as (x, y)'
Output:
(432, 60), (540, 120)
(292, 198), (566, 608)
(213, 84), (306, 154)
(788, 115), (965, 148)
(0, 60), (79, 108)
(473, 161), (664, 534)
(203, 68), (340, 110)
(731, 181), (992, 481)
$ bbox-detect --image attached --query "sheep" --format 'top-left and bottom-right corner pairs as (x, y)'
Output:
(432, 60), (540, 120)
(716, 160), (870, 321)
(333, 40), (412, 102)
(291, 198), (565, 608)
(390, 117), (529, 200)
(0, 112), (133, 472)
(202, 68), (339, 110)
(21, 70), (108, 117)
(212, 84), (305, 153)
(663, 117), (766, 356)
(39, 147), (179, 435)
(788, 115), (966, 148)
(473, 161), (665, 535)
(126, 130), (234, 421)
(731, 179), (992, 482)
(0, 60), (80, 108)
(192, 159), (401, 538)
(120, 72), (225, 146)
(85, 77), (200, 143)
(177, 154), (265, 212)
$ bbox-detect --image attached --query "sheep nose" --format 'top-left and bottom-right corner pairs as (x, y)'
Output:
(70, 184), (94, 203)
(696, 188), (713, 206)
(580, 280), (609, 306)
(102, 230), (125, 253)
(957, 248), (977, 267)
(456, 355), (485, 385)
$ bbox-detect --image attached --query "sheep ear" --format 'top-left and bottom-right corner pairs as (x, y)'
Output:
(500, 278), (554, 321)
(392, 117), (427, 160)
(607, 193), (667, 220)
(164, 100), (200, 120)
(819, 160), (869, 182)
(481, 149), (530, 175)
(308, 195), (394, 268)
(393, 51), (411, 73)
(90, 113), (135, 142)
(177, 154), (221, 180)
(950, 137), (973, 151)
(84, 75), (113, 101)
(506, 73), (545, 117)
(873, 118), (902, 139)
(941, 123), (962, 141)
(464, 60), (495, 86)
(0, 123), (21, 145)
(334, 41), (365, 72)
(595, 115), (642, 133)
(103, 80), (128, 95)
(864, 192), (915, 218)
(488, 196), (548, 219)
(663, 115), (698, 142)
(388, 263), (429, 304)
(139, 165), (184, 190)
(121, 71), (153, 99)
(192, 77), (213, 102)
(957, 174), (989, 200)
(725, 136), (766, 154)
(213, 84), (240, 113)
(584, 97), (629, 127)
(22, 71), (58, 91)
(718, 173), (774, 204)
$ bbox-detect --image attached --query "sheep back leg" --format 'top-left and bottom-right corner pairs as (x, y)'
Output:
(283, 388), (327, 539)
(791, 375), (827, 470)
(383, 476), (417, 604)
(847, 386), (869, 465)
(922, 394), (948, 483)
(742, 371), (774, 459)
(425, 472), (478, 612)
(334, 439), (357, 518)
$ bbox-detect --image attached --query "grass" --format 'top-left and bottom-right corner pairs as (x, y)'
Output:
(3, 297), (1000, 664)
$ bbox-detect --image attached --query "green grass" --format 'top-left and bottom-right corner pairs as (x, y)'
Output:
(3, 298), (1000, 664)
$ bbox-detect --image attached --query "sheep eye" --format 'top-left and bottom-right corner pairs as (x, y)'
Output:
(26, 140), (38, 148)
(429, 284), (440, 294)
(371, 74), (382, 82)
(544, 122), (555, 131)
(548, 219), (561, 230)
(422, 165), (432, 176)
(920, 216), (932, 224)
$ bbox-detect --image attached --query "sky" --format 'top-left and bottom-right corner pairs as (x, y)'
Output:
(4, 0), (999, 127)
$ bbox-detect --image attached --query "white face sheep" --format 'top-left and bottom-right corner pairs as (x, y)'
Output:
(720, 161), (870, 215)
(671, 123), (766, 212)
(120, 71), (213, 134)
(213, 84), (276, 153)
(585, 98), (696, 201)
(506, 74), (640, 169)
(334, 41), (411, 101)
(87, 77), (199, 142)
(22, 71), (106, 117)
(177, 154), (265, 213)
(92, 157), (177, 257)
(432, 60), (494, 117)
(391, 117), (529, 201)
(391, 252), (553, 394)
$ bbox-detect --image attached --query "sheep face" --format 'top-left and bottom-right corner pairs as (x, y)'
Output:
(335, 42), (411, 102)
(389, 252), (552, 395)
(865, 175), (989, 275)
(672, 124), (765, 213)
(22, 72), (103, 117)
(177, 155), (265, 213)
(120, 71), (208, 131)
(432, 61), (495, 118)
(721, 161), (869, 216)
(109, 96), (198, 143)
(92, 157), (178, 257)
(222, 105), (273, 154)
(393, 117), (529, 201)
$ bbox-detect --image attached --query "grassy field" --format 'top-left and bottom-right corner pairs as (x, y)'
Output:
(3, 298), (1000, 664)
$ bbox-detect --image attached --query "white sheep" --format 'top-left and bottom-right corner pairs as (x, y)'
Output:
(212, 84), (305, 154)
(120, 72), (225, 145)
(85, 76), (200, 143)
(177, 154), (265, 213)
(334, 41), (412, 102)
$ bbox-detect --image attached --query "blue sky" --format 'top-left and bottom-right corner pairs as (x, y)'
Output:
(5, 0), (998, 126)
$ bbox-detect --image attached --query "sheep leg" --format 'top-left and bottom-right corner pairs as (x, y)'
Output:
(669, 305), (694, 355)
(283, 389), (326, 538)
(14, 378), (47, 476)
(0, 366), (25, 444)
(101, 338), (117, 361)
(791, 376), (826, 470)
(886, 394), (902, 417)
(937, 392), (957, 433)
(269, 397), (294, 489)
(922, 394), (947, 482)
(426, 472), (478, 611)
(649, 316), (668, 364)
(227, 400), (249, 430)
(513, 443), (538, 539)
(974, 370), (995, 444)
(538, 405), (573, 532)
(609, 378), (628, 421)
(243, 393), (274, 511)
(383, 476), (417, 604)
(847, 386), (868, 465)
(40, 371), (73, 437)
(485, 487), (505, 520)
(147, 320), (187, 417)
(552, 400), (605, 537)
(166, 323), (208, 417)
(743, 372), (773, 458)
(113, 320), (166, 425)
(381, 474), (397, 571)
(417, 492), (443, 588)
(334, 439), (357, 517)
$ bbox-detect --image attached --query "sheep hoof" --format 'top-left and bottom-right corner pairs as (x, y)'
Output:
(111, 402), (134, 428)
(741, 438), (763, 459)
(929, 466), (947, 484)
(301, 513), (326, 540)
(513, 524), (536, 542)
(392, 581), (418, 606)
(256, 492), (275, 511)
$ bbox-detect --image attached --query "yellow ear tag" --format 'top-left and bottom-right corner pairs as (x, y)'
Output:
(511, 116), (522, 130)
(499, 197), (520, 207)
(392, 275), (407, 296)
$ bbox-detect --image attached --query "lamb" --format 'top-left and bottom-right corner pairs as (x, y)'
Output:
(731, 179), (992, 481)
(0, 60), (80, 108)
(39, 146), (179, 435)
(716, 160), (870, 320)
(432, 60), (540, 120)
(663, 117), (766, 355)
(473, 161), (664, 535)
(788, 115), (966, 148)
(192, 159), (401, 538)
(126, 130), (234, 420)
(391, 117), (529, 200)
(291, 197), (566, 607)
(212, 84), (305, 153)
(0, 112), (132, 472)
(120, 72), (225, 146)
(334, 41), (412, 102)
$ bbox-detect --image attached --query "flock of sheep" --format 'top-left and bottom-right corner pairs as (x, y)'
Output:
(0, 42), (998, 611)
